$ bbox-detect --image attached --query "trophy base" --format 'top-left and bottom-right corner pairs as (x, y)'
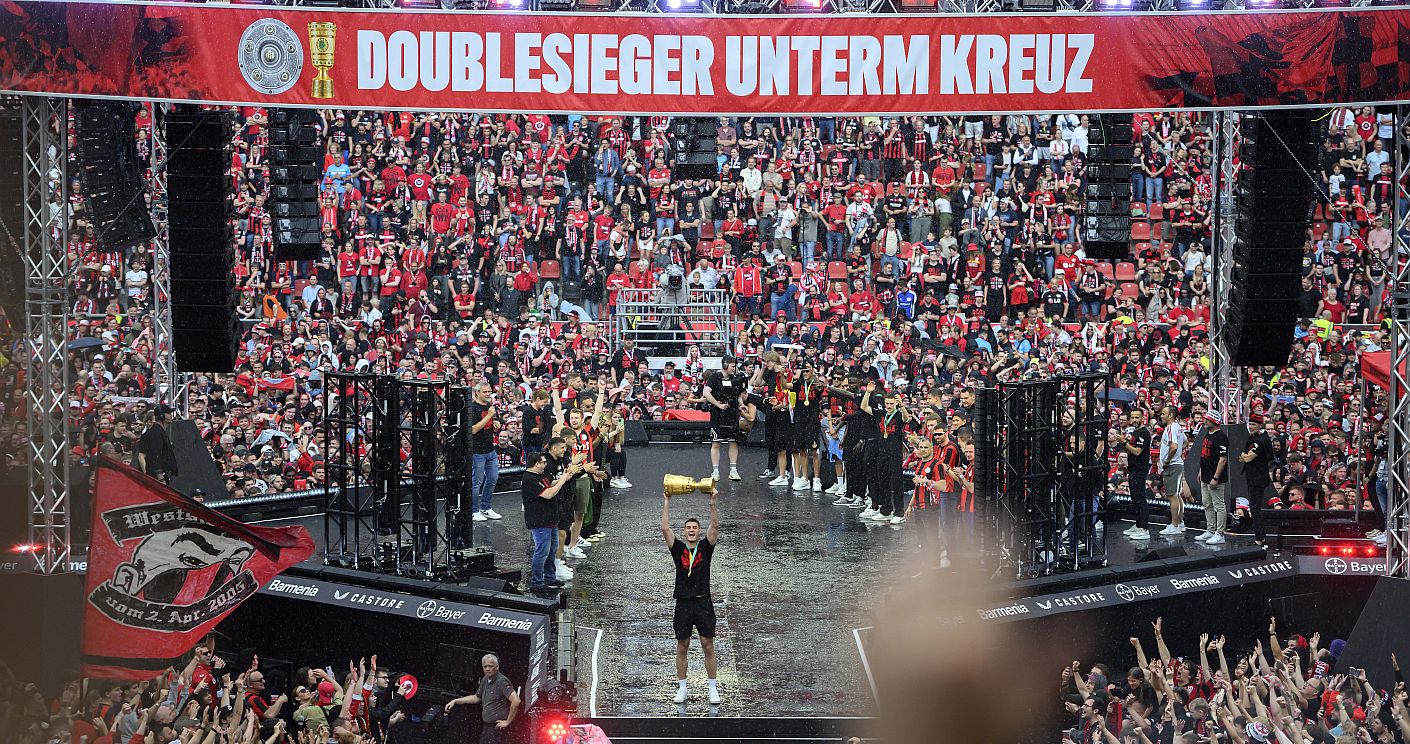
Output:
(311, 78), (333, 99)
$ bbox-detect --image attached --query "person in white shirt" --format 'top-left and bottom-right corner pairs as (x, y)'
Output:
(739, 160), (763, 198)
(1157, 404), (1189, 536)
(773, 201), (798, 255)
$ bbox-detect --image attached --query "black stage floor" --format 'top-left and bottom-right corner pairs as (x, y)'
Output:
(255, 443), (1254, 718)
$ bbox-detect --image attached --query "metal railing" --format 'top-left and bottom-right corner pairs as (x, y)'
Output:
(612, 286), (732, 356)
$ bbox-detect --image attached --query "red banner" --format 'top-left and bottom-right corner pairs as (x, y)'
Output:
(81, 457), (314, 681)
(1, 2), (1409, 114)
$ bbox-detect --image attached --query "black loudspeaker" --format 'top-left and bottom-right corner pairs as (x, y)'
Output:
(167, 107), (236, 373)
(1226, 111), (1319, 367)
(1137, 545), (1188, 562)
(269, 109), (322, 262)
(624, 420), (649, 446)
(73, 101), (155, 251)
(1083, 114), (1134, 260)
(458, 575), (514, 593)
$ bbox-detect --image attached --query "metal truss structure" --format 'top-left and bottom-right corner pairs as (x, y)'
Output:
(21, 97), (72, 575)
(1056, 372), (1110, 572)
(148, 103), (179, 411)
(1208, 111), (1244, 427)
(1386, 106), (1410, 580)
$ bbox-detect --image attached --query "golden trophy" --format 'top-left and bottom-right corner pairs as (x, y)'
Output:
(663, 474), (716, 496)
(308, 22), (336, 99)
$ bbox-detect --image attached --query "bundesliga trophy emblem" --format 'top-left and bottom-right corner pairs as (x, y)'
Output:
(308, 22), (336, 99)
(663, 474), (716, 496)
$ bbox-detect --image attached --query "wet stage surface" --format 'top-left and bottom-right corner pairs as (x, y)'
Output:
(264, 443), (1253, 717)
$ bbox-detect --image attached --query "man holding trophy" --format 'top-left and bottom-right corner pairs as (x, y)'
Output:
(660, 475), (722, 704)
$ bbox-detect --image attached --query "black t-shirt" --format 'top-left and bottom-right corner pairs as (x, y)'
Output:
(522, 472), (557, 529)
(1199, 428), (1229, 483)
(521, 403), (551, 450)
(468, 400), (497, 453)
(136, 424), (178, 475)
(670, 537), (715, 599)
(1127, 425), (1153, 473)
(1243, 432), (1273, 488)
(705, 370), (746, 420)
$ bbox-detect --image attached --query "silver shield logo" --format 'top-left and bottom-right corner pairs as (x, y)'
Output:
(238, 19), (304, 95)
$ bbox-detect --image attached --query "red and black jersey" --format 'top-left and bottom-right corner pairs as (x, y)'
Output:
(911, 456), (944, 508)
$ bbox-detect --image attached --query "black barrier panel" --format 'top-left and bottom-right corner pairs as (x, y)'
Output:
(219, 574), (553, 725)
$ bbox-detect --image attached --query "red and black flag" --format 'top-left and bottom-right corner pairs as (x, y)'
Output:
(81, 456), (314, 681)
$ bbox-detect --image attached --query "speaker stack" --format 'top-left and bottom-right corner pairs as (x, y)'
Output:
(74, 101), (156, 251)
(268, 109), (322, 262)
(671, 118), (719, 181)
(1226, 112), (1318, 367)
(167, 107), (237, 373)
(1082, 114), (1134, 260)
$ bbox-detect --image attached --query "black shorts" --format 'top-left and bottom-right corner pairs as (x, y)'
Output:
(710, 417), (744, 443)
(791, 423), (820, 452)
(673, 596), (717, 640)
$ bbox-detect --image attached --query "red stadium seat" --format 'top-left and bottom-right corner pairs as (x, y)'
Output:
(1120, 281), (1140, 299)
(540, 260), (561, 280)
(1115, 262), (1137, 281)
(700, 220), (716, 240)
(972, 162), (987, 182)
(827, 261), (848, 281)
(1097, 262), (1115, 281)
(1148, 203), (1164, 221)
(789, 261), (803, 279)
(1130, 221), (1151, 242)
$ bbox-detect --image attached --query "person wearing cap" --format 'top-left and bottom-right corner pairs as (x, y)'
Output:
(1196, 412), (1230, 545)
(135, 403), (180, 484)
(1239, 411), (1275, 545)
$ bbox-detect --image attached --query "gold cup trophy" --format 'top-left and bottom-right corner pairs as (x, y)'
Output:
(663, 474), (715, 496)
(308, 22), (336, 99)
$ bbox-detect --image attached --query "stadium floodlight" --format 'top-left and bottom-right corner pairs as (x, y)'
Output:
(1244, 0), (1283, 7)
(779, 0), (824, 9)
(1016, 0), (1057, 11)
(1095, 0), (1135, 8)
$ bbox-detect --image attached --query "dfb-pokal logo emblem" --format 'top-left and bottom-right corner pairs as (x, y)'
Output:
(238, 19), (304, 95)
(88, 503), (258, 633)
(417, 599), (439, 619)
(1323, 557), (1349, 575)
(1115, 583), (1136, 602)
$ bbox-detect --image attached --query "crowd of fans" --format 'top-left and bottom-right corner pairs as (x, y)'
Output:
(0, 103), (1386, 525)
(0, 640), (509, 744)
(1059, 617), (1410, 744)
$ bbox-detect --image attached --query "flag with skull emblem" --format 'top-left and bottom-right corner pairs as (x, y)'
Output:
(82, 456), (314, 681)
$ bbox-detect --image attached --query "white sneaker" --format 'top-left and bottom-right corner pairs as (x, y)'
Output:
(555, 561), (574, 581)
(1129, 528), (1151, 540)
(889, 515), (906, 525)
(858, 508), (878, 519)
(619, 478), (633, 488)
(672, 685), (687, 704)
(710, 468), (720, 481)
(1374, 533), (1388, 546)
(1123, 525), (1141, 536)
(576, 537), (591, 548)
(1205, 533), (1226, 545)
(1195, 530), (1214, 542)
(610, 477), (626, 488)
(708, 685), (722, 704)
(472, 511), (488, 522)
(811, 478), (822, 491)
(847, 499), (865, 509)
(1159, 524), (1183, 536)
(865, 511), (890, 521)
(791, 477), (809, 491)
(832, 495), (854, 506)
(825, 481), (842, 495)
(759, 469), (775, 480)
(769, 474), (791, 486)
(566, 547), (587, 559)
(485, 509), (503, 520)
(728, 468), (741, 481)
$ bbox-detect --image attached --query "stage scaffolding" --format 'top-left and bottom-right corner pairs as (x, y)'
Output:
(1386, 106), (1410, 580)
(21, 97), (72, 575)
(322, 372), (472, 579)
